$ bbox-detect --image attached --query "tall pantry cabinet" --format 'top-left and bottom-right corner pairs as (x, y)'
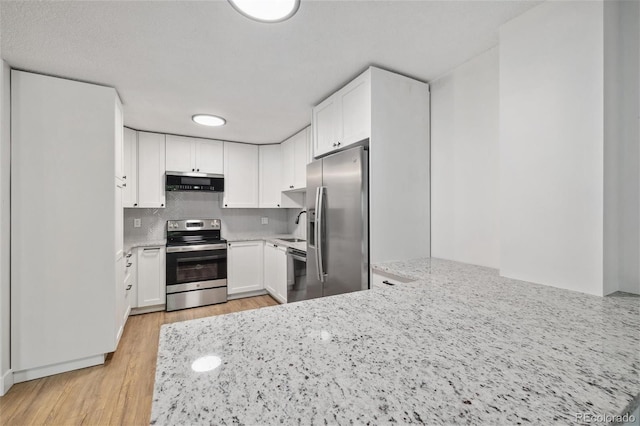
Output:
(11, 71), (125, 382)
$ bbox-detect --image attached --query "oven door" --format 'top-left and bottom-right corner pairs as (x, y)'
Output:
(166, 247), (227, 290)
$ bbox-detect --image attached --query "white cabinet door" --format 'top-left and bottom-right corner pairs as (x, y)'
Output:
(339, 72), (371, 147)
(115, 181), (124, 259)
(281, 137), (295, 191)
(123, 128), (138, 208)
(165, 135), (194, 173)
(115, 100), (124, 181)
(195, 139), (224, 174)
(259, 144), (282, 208)
(313, 95), (339, 158)
(115, 254), (125, 347)
(125, 249), (137, 308)
(274, 245), (288, 303)
(292, 127), (309, 190)
(223, 142), (259, 208)
(263, 242), (278, 295)
(312, 70), (371, 158)
(137, 246), (166, 307)
(263, 242), (287, 303)
(227, 241), (264, 295)
(138, 132), (166, 208)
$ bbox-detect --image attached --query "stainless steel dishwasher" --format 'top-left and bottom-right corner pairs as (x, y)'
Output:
(286, 248), (307, 303)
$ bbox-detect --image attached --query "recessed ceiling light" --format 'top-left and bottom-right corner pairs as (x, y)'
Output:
(228, 0), (300, 23)
(192, 114), (226, 127)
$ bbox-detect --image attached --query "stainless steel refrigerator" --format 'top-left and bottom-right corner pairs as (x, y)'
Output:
(296, 146), (369, 302)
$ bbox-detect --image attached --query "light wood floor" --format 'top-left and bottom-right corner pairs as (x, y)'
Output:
(0, 295), (279, 426)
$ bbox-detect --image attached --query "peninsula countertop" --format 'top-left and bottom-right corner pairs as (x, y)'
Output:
(151, 258), (640, 425)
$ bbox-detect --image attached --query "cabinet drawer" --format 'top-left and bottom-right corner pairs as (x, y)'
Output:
(372, 270), (413, 287)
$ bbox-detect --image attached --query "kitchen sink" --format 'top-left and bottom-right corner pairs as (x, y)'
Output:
(279, 238), (305, 243)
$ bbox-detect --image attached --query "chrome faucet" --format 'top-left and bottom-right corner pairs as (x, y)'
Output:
(295, 210), (307, 224)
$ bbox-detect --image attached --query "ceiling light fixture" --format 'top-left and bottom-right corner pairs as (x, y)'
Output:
(228, 0), (300, 23)
(192, 114), (226, 127)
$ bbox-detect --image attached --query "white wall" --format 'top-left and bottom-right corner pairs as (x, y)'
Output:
(430, 47), (500, 269)
(604, 0), (640, 295)
(0, 57), (11, 394)
(499, 1), (605, 295)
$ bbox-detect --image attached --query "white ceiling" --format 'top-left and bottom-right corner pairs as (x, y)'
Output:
(0, 0), (540, 144)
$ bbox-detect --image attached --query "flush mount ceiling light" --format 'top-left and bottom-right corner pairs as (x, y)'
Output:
(192, 114), (226, 127)
(228, 0), (300, 23)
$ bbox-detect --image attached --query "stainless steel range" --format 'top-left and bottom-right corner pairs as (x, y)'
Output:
(166, 219), (227, 311)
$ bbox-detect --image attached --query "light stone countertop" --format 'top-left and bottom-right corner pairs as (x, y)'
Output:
(124, 240), (166, 253)
(226, 233), (306, 252)
(151, 258), (640, 425)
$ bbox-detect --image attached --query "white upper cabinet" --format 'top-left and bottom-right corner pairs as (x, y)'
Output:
(281, 137), (295, 191)
(293, 127), (309, 188)
(166, 135), (223, 174)
(138, 132), (166, 208)
(123, 128), (138, 208)
(281, 127), (309, 191)
(223, 142), (259, 208)
(313, 97), (339, 158)
(194, 139), (223, 174)
(165, 135), (192, 172)
(259, 144), (283, 208)
(313, 70), (371, 158)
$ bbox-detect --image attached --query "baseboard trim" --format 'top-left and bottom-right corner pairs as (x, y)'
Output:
(130, 304), (165, 315)
(1, 368), (13, 396)
(13, 354), (105, 383)
(227, 289), (268, 300)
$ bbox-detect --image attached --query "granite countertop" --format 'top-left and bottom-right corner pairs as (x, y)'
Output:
(151, 258), (640, 425)
(226, 233), (306, 252)
(124, 240), (166, 253)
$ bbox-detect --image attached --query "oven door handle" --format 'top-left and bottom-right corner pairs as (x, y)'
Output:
(176, 254), (227, 262)
(166, 244), (227, 253)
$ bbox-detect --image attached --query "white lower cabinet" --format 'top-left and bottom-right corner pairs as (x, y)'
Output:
(264, 242), (288, 304)
(115, 254), (126, 347)
(136, 246), (166, 307)
(371, 270), (413, 287)
(227, 240), (264, 295)
(124, 250), (137, 311)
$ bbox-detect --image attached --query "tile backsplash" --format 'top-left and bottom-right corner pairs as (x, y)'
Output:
(124, 192), (291, 244)
(287, 207), (307, 240)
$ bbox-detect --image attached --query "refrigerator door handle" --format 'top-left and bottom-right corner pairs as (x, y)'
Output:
(316, 186), (326, 283)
